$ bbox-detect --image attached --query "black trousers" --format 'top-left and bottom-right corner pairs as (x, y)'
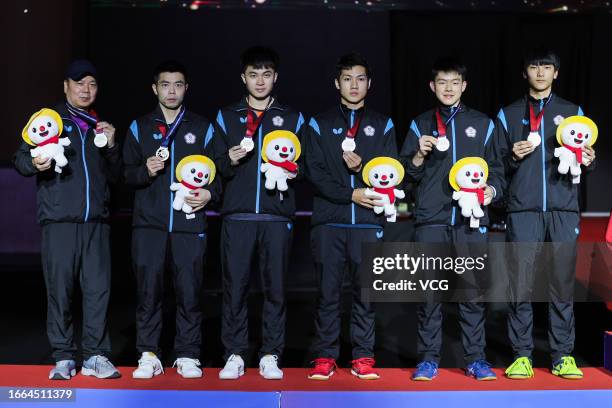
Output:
(311, 225), (383, 360)
(506, 211), (578, 362)
(414, 224), (489, 365)
(132, 228), (206, 359)
(220, 219), (292, 361)
(41, 222), (112, 362)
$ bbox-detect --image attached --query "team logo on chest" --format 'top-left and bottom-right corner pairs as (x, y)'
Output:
(553, 115), (565, 126)
(364, 125), (375, 136)
(272, 115), (284, 127)
(184, 132), (196, 144)
(465, 126), (477, 137)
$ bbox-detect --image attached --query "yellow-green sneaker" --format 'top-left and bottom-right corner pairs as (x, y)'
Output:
(552, 356), (583, 380)
(505, 357), (534, 379)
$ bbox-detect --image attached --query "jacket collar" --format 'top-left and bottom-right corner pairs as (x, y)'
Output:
(434, 102), (466, 121)
(149, 104), (192, 124)
(527, 92), (555, 105)
(232, 96), (285, 113)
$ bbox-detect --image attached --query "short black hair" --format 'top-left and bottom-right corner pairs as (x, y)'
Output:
(241, 46), (279, 72)
(153, 60), (188, 83)
(336, 52), (372, 79)
(523, 47), (560, 72)
(431, 57), (467, 81)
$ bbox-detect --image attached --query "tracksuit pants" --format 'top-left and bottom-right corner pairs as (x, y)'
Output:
(506, 211), (578, 362)
(311, 225), (383, 360)
(415, 223), (489, 365)
(220, 219), (293, 361)
(41, 222), (112, 362)
(132, 227), (206, 359)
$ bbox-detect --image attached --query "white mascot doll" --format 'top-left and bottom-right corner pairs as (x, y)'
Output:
(449, 157), (488, 228)
(554, 115), (598, 184)
(260, 130), (301, 194)
(362, 157), (405, 223)
(170, 155), (216, 219)
(22, 108), (71, 173)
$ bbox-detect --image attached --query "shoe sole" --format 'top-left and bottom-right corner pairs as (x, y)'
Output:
(412, 376), (435, 381)
(178, 369), (203, 379)
(259, 370), (283, 380)
(132, 368), (163, 379)
(49, 369), (76, 380)
(476, 376), (497, 381)
(350, 369), (380, 380)
(219, 370), (244, 380)
(81, 368), (121, 379)
(308, 371), (334, 380)
(506, 374), (533, 379)
(552, 372), (583, 380)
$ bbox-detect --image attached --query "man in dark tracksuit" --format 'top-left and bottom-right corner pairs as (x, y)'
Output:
(486, 49), (595, 380)
(400, 59), (497, 381)
(305, 53), (397, 381)
(13, 60), (121, 380)
(210, 47), (304, 380)
(123, 61), (218, 379)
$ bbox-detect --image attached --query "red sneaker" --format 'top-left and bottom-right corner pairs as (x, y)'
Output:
(308, 358), (337, 380)
(351, 357), (380, 380)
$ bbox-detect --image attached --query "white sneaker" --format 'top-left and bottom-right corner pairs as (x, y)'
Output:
(259, 354), (283, 380)
(132, 352), (164, 379)
(218, 354), (244, 380)
(174, 357), (203, 379)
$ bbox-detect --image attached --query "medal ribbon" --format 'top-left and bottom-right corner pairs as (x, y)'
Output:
(159, 105), (186, 149)
(528, 94), (553, 134)
(435, 104), (460, 138)
(346, 110), (363, 139)
(245, 97), (274, 139)
(65, 102), (99, 127)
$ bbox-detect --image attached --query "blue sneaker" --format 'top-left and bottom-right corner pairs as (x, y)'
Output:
(412, 361), (438, 381)
(81, 355), (121, 379)
(466, 360), (497, 381)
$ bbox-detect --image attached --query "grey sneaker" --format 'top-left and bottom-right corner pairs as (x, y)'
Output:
(81, 355), (121, 379)
(49, 360), (76, 380)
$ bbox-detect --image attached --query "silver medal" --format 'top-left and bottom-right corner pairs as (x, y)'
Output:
(436, 136), (450, 152)
(156, 146), (170, 161)
(341, 137), (356, 152)
(93, 130), (108, 148)
(527, 132), (541, 147)
(240, 137), (255, 152)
